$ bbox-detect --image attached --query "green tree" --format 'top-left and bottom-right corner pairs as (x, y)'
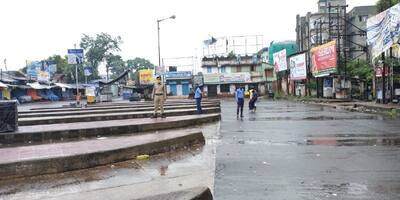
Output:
(80, 32), (123, 78)
(126, 57), (154, 70)
(106, 54), (126, 80)
(126, 57), (155, 82)
(346, 59), (374, 82)
(376, 0), (400, 12)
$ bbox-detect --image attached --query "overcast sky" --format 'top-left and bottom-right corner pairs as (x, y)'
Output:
(0, 0), (377, 73)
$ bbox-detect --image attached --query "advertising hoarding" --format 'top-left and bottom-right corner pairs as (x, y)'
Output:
(310, 40), (337, 77)
(367, 3), (400, 59)
(138, 69), (154, 85)
(26, 60), (57, 81)
(289, 53), (307, 80)
(273, 49), (288, 72)
(203, 73), (251, 84)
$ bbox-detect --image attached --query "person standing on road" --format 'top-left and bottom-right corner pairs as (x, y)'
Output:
(194, 84), (203, 114)
(235, 86), (245, 118)
(152, 76), (167, 118)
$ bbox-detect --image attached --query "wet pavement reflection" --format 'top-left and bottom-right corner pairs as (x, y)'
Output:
(214, 99), (400, 200)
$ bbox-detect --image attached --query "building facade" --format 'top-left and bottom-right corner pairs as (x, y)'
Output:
(165, 71), (192, 96)
(201, 53), (267, 97)
(347, 6), (377, 60)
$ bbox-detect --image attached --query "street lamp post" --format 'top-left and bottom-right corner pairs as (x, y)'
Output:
(157, 15), (176, 75)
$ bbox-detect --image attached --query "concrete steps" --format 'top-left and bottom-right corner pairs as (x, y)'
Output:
(20, 101), (219, 114)
(0, 129), (205, 180)
(25, 100), (220, 112)
(0, 114), (220, 146)
(18, 107), (221, 126)
(18, 103), (219, 118)
(0, 100), (221, 185)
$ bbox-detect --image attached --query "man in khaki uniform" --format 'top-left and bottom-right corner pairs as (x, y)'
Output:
(152, 76), (167, 118)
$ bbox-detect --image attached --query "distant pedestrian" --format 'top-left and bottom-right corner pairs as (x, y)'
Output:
(194, 84), (203, 114)
(249, 89), (258, 112)
(152, 76), (167, 118)
(235, 86), (245, 118)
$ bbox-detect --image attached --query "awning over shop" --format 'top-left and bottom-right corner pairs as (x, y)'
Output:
(0, 81), (7, 88)
(27, 82), (52, 90)
(54, 83), (74, 89)
(7, 85), (31, 89)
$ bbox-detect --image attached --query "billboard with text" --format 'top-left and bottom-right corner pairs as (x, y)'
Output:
(310, 40), (337, 77)
(289, 53), (307, 80)
(273, 49), (288, 72)
(367, 3), (400, 59)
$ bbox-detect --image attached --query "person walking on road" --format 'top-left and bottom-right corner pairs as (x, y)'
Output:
(249, 88), (258, 112)
(194, 84), (203, 114)
(235, 86), (245, 118)
(152, 76), (167, 118)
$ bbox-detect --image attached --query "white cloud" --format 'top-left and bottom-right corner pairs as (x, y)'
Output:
(0, 0), (377, 72)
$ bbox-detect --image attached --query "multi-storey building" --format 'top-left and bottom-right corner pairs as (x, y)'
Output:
(201, 50), (267, 97)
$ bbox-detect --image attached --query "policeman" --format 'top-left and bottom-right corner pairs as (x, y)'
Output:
(235, 85), (245, 118)
(152, 76), (167, 118)
(194, 84), (203, 114)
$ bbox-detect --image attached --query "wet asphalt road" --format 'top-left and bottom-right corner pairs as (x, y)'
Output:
(214, 99), (400, 200)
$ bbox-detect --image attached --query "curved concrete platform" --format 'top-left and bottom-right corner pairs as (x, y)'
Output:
(0, 129), (205, 180)
(0, 114), (221, 145)
(133, 187), (213, 200)
(18, 107), (221, 126)
(18, 104), (219, 118)
(18, 102), (220, 114)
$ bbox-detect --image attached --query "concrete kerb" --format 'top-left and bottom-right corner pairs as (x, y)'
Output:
(18, 107), (221, 126)
(18, 103), (220, 118)
(304, 101), (400, 115)
(26, 101), (221, 112)
(0, 114), (221, 146)
(132, 187), (213, 200)
(0, 130), (205, 180)
(19, 102), (220, 114)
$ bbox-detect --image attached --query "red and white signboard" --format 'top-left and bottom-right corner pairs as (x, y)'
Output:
(273, 49), (288, 72)
(310, 40), (337, 77)
(289, 53), (307, 80)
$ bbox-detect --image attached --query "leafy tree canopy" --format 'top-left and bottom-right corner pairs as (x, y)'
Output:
(80, 32), (122, 78)
(376, 0), (400, 12)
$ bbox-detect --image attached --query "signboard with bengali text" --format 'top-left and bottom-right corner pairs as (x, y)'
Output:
(139, 69), (154, 85)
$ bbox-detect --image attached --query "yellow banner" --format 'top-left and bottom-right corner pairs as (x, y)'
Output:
(139, 69), (154, 85)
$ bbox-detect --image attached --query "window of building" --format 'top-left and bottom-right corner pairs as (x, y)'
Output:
(251, 65), (256, 72)
(207, 66), (212, 73)
(359, 15), (368, 22)
(220, 84), (230, 93)
(221, 66), (226, 73)
(266, 69), (274, 78)
(236, 66), (242, 72)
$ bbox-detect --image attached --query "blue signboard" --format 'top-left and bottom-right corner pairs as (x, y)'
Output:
(84, 67), (93, 76)
(165, 71), (192, 80)
(67, 49), (84, 64)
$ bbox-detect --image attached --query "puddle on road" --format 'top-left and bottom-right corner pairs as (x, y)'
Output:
(248, 115), (382, 121)
(306, 136), (400, 147)
(322, 182), (368, 197)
